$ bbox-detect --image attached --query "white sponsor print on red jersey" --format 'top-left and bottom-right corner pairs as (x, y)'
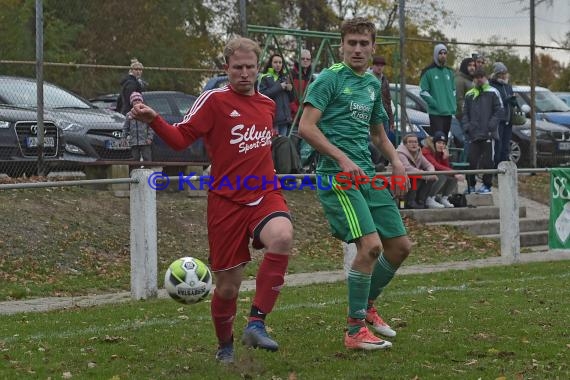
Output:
(230, 124), (273, 154)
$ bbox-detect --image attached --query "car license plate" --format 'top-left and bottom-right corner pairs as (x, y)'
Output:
(559, 142), (570, 150)
(105, 139), (129, 150)
(26, 136), (55, 148)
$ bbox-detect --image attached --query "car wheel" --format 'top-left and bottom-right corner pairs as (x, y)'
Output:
(509, 140), (521, 164)
(510, 138), (529, 167)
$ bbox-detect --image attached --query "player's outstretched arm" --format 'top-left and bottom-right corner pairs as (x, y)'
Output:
(130, 103), (194, 151)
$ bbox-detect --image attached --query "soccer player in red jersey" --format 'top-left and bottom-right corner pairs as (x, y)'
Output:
(131, 37), (292, 364)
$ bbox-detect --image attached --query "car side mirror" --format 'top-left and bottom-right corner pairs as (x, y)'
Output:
(520, 104), (531, 114)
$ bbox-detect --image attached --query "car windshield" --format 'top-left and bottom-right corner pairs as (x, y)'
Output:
(517, 90), (570, 113)
(0, 78), (92, 109)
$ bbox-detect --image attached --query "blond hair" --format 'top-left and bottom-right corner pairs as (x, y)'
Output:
(130, 58), (143, 70)
(223, 37), (261, 64)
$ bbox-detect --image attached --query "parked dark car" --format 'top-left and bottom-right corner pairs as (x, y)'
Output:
(90, 91), (208, 163)
(509, 118), (570, 167)
(89, 93), (118, 111)
(0, 105), (65, 176)
(0, 75), (129, 163)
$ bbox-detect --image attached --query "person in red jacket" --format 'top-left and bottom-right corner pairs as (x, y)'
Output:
(130, 37), (292, 364)
(421, 131), (465, 208)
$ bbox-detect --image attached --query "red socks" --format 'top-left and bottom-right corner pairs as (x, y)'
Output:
(250, 253), (289, 322)
(211, 290), (237, 345)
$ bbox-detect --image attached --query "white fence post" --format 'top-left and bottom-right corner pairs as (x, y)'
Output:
(130, 169), (158, 299)
(497, 161), (520, 263)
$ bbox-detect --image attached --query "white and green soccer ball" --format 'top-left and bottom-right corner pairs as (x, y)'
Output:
(164, 257), (213, 304)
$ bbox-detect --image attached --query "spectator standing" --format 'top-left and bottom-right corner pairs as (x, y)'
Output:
(123, 92), (154, 162)
(130, 37), (293, 364)
(419, 44), (457, 137)
(117, 59), (146, 115)
(290, 49), (313, 121)
(489, 62), (517, 166)
(396, 134), (440, 209)
(259, 53), (294, 136)
(453, 57), (476, 161)
(455, 58), (476, 122)
(462, 68), (502, 194)
(299, 17), (412, 351)
(369, 56), (396, 146)
(474, 53), (486, 70)
(421, 131), (465, 208)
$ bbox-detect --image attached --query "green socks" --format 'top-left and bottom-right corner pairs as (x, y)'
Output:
(368, 253), (397, 301)
(347, 269), (371, 335)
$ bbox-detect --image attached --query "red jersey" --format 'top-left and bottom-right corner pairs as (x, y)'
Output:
(150, 85), (279, 204)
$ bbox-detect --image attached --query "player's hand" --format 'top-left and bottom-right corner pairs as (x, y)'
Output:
(130, 103), (158, 124)
(391, 160), (409, 197)
(338, 156), (365, 178)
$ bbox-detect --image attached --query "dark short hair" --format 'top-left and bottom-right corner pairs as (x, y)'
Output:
(473, 68), (487, 78)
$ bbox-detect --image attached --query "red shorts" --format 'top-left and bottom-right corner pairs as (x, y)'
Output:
(207, 190), (290, 272)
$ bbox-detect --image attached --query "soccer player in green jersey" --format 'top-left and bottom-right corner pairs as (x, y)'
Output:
(299, 17), (412, 350)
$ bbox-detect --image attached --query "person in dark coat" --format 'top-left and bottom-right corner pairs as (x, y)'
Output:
(117, 59), (146, 115)
(462, 68), (503, 194)
(259, 53), (294, 136)
(489, 62), (517, 166)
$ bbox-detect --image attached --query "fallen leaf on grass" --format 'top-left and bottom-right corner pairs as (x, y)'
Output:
(103, 335), (125, 343)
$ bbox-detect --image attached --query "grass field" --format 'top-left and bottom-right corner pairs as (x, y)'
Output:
(0, 185), (500, 301)
(1, 261), (568, 379)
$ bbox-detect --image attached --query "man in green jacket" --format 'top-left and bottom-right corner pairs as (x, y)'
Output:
(419, 44), (457, 138)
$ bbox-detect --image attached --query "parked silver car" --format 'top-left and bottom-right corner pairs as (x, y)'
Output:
(0, 76), (128, 163)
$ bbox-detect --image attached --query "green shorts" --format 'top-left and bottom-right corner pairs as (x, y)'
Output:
(317, 175), (407, 243)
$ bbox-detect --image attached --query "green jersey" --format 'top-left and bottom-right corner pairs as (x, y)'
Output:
(304, 62), (387, 176)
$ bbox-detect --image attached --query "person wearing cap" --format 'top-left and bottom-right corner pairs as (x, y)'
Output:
(369, 56), (395, 145)
(462, 68), (503, 194)
(422, 131), (465, 208)
(419, 44), (457, 138)
(489, 62), (517, 166)
(122, 91), (154, 162)
(117, 58), (146, 115)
